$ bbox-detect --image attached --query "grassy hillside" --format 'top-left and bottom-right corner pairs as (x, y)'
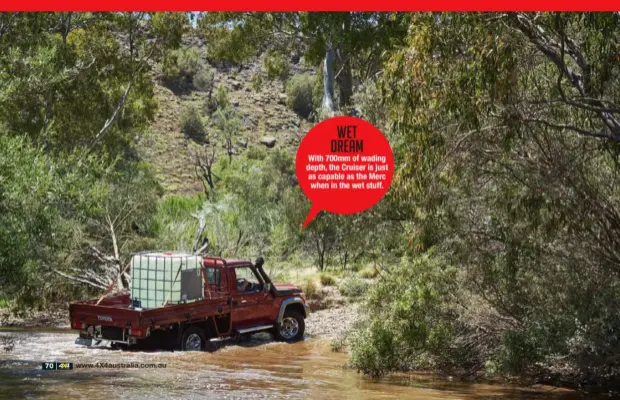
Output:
(138, 35), (316, 195)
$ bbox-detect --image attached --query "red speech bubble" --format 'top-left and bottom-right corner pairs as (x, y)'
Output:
(296, 116), (394, 228)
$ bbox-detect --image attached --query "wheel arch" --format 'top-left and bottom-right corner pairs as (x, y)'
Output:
(276, 297), (309, 324)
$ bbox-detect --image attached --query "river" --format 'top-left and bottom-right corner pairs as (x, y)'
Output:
(0, 329), (598, 399)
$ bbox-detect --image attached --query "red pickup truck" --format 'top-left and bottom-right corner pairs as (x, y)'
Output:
(69, 256), (309, 350)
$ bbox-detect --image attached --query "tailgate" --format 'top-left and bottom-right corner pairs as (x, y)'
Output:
(69, 301), (141, 331)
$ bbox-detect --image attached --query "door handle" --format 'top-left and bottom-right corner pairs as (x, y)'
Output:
(241, 300), (247, 304)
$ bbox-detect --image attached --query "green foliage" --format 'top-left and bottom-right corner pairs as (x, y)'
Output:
(198, 13), (279, 64)
(179, 105), (205, 141)
(330, 337), (346, 352)
(0, 135), (161, 308)
(246, 146), (268, 161)
(346, 13), (620, 387)
(187, 149), (307, 259)
(348, 255), (459, 377)
(214, 106), (241, 162)
(148, 194), (205, 251)
(338, 277), (370, 300)
(0, 12), (184, 156)
(206, 84), (230, 114)
(263, 49), (290, 80)
(301, 279), (318, 298)
(193, 66), (215, 92)
(161, 47), (202, 89)
(286, 74), (315, 119)
(250, 72), (263, 92)
(359, 266), (378, 279)
(320, 273), (336, 286)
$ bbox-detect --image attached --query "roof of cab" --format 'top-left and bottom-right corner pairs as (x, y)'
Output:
(202, 256), (253, 267)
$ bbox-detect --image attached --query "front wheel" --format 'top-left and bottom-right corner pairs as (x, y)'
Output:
(274, 310), (305, 342)
(181, 325), (206, 351)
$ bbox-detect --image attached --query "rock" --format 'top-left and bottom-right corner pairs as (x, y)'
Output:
(259, 136), (276, 148)
(243, 116), (254, 128)
(237, 139), (248, 148)
(230, 80), (242, 90)
(277, 93), (287, 105)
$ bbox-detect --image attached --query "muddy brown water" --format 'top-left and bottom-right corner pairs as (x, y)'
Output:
(0, 329), (600, 399)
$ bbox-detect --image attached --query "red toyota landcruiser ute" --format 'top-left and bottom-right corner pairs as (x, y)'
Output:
(69, 256), (309, 350)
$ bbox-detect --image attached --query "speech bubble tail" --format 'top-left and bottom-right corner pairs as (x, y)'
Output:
(302, 204), (322, 229)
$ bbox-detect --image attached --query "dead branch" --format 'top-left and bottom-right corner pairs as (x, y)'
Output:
(89, 83), (132, 149)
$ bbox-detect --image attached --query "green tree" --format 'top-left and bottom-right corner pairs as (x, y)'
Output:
(197, 12), (410, 114)
(348, 12), (620, 386)
(0, 12), (188, 156)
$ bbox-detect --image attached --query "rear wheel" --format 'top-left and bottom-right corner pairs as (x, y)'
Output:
(181, 325), (206, 351)
(274, 310), (305, 342)
(110, 342), (128, 351)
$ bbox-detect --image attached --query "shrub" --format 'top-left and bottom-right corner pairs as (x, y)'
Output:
(162, 48), (202, 85)
(338, 277), (369, 300)
(320, 273), (336, 286)
(286, 74), (314, 119)
(176, 48), (201, 80)
(205, 84), (230, 115)
(179, 105), (205, 141)
(263, 49), (290, 80)
(251, 72), (263, 92)
(359, 266), (379, 279)
(347, 255), (460, 378)
(193, 67), (215, 92)
(246, 146), (267, 161)
(352, 81), (388, 130)
(330, 337), (346, 352)
(302, 279), (318, 298)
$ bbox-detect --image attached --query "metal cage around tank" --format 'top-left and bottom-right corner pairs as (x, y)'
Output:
(129, 252), (204, 309)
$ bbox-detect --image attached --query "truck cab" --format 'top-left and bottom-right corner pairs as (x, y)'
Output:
(69, 256), (310, 351)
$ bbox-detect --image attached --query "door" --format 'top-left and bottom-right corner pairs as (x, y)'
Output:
(231, 266), (274, 329)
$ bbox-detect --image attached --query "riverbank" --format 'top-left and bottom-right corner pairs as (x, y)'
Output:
(0, 308), (69, 329)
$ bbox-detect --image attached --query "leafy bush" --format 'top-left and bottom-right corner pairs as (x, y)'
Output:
(351, 81), (387, 129)
(302, 279), (318, 298)
(263, 49), (290, 80)
(205, 84), (230, 115)
(286, 74), (315, 119)
(161, 48), (202, 88)
(348, 255), (459, 378)
(359, 266), (379, 279)
(330, 337), (346, 352)
(193, 67), (215, 92)
(246, 146), (267, 161)
(320, 273), (336, 286)
(338, 277), (370, 300)
(179, 105), (205, 141)
(251, 72), (263, 92)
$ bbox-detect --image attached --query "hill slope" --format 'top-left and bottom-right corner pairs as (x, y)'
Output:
(138, 37), (316, 195)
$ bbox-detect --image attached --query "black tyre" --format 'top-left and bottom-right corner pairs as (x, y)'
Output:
(181, 325), (206, 351)
(110, 342), (128, 351)
(274, 310), (305, 342)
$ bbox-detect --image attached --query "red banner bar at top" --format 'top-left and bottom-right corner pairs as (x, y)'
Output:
(1, 1), (619, 12)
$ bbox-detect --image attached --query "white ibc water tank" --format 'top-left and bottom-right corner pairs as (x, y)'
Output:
(129, 252), (203, 309)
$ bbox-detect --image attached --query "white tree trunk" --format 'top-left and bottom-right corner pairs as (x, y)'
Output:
(321, 47), (335, 118)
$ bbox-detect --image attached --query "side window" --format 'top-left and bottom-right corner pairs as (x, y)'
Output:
(204, 268), (221, 286)
(235, 267), (260, 284)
